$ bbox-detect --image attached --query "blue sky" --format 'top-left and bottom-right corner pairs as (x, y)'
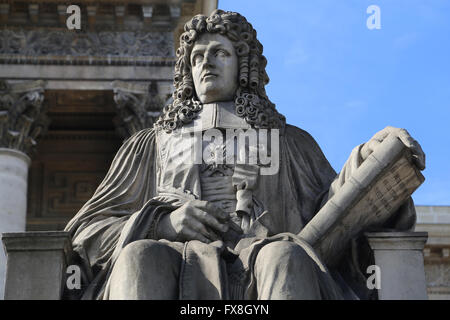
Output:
(219, 0), (450, 205)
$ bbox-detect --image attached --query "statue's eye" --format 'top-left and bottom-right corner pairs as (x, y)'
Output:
(215, 49), (228, 58)
(192, 54), (203, 66)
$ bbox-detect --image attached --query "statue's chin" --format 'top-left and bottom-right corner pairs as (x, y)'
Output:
(197, 90), (236, 104)
(195, 81), (237, 104)
(201, 98), (232, 104)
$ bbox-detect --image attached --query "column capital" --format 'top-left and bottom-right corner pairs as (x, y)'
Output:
(112, 80), (166, 139)
(0, 80), (49, 156)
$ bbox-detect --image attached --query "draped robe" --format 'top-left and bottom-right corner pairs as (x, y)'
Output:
(64, 103), (416, 300)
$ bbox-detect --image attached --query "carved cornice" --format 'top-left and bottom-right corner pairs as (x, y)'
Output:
(424, 244), (450, 262)
(112, 80), (168, 139)
(0, 1), (185, 29)
(0, 80), (49, 155)
(0, 29), (175, 66)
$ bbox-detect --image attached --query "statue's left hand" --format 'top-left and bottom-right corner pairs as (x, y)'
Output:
(360, 126), (425, 170)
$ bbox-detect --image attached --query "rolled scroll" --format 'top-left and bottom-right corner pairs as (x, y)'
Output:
(298, 135), (425, 266)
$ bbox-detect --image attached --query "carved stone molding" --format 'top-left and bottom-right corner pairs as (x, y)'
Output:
(0, 29), (174, 66)
(112, 80), (168, 139)
(424, 244), (450, 261)
(0, 80), (49, 156)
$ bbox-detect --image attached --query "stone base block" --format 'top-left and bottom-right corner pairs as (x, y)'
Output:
(2, 231), (72, 300)
(366, 231), (428, 300)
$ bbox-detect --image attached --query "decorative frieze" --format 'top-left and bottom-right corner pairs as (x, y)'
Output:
(0, 29), (174, 66)
(46, 171), (105, 216)
(0, 80), (49, 156)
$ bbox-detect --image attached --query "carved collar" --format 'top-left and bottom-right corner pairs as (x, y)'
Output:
(181, 101), (250, 133)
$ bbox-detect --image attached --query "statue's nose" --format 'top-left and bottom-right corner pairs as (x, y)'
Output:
(203, 52), (215, 68)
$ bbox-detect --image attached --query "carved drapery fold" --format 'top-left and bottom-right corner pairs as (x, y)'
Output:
(112, 80), (167, 139)
(0, 80), (49, 156)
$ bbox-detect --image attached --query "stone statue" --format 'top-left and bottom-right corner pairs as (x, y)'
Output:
(64, 10), (425, 300)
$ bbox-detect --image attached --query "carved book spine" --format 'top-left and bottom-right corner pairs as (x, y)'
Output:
(298, 135), (425, 266)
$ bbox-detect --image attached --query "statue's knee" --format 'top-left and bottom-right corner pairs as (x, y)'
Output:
(110, 240), (181, 299)
(256, 241), (309, 267)
(117, 240), (180, 270)
(120, 239), (157, 259)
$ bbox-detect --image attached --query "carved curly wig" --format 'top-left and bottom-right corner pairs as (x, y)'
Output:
(156, 9), (286, 132)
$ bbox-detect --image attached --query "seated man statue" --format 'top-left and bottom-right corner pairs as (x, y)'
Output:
(64, 10), (425, 300)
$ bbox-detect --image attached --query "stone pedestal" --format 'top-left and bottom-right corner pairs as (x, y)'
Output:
(366, 231), (428, 300)
(1, 232), (72, 300)
(0, 148), (31, 299)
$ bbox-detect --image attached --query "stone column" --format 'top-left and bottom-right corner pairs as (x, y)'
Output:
(112, 80), (166, 139)
(0, 80), (48, 299)
(202, 0), (218, 16)
(0, 149), (30, 232)
(366, 231), (429, 300)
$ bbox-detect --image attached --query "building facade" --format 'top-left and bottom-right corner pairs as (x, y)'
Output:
(416, 206), (450, 299)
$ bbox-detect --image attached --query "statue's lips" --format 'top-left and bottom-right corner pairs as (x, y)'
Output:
(202, 73), (218, 81)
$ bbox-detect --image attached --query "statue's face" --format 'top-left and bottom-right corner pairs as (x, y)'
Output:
(190, 33), (239, 104)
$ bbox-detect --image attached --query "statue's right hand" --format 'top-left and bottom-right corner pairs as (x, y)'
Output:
(156, 200), (230, 243)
